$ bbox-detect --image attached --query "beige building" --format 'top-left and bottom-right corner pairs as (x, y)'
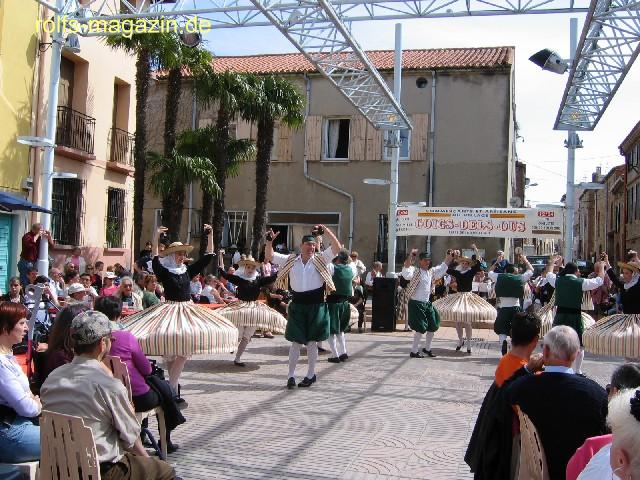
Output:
(620, 120), (640, 254)
(144, 47), (517, 267)
(30, 17), (137, 270)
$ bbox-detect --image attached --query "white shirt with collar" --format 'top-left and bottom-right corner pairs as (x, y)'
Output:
(488, 269), (534, 308)
(545, 272), (603, 291)
(577, 444), (616, 480)
(401, 262), (448, 302)
(544, 365), (575, 374)
(272, 248), (334, 292)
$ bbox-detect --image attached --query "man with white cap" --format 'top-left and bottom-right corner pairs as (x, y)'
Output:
(41, 310), (179, 479)
(66, 283), (90, 306)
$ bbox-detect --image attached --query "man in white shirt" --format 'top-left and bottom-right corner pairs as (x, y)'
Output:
(266, 226), (341, 389)
(349, 251), (366, 277)
(401, 249), (450, 358)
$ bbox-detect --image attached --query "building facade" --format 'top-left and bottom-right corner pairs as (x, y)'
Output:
(144, 47), (516, 267)
(620, 120), (640, 254)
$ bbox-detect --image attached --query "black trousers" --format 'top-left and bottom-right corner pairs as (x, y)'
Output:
(132, 388), (161, 413)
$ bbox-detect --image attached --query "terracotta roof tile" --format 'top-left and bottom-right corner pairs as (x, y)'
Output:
(210, 47), (513, 74)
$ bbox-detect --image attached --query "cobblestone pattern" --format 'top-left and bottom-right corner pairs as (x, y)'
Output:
(155, 325), (621, 479)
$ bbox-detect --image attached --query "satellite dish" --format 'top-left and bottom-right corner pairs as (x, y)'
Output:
(509, 197), (523, 208)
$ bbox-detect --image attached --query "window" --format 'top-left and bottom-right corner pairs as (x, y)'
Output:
(51, 178), (84, 246)
(190, 209), (202, 238)
(222, 211), (248, 248)
(106, 188), (126, 248)
(383, 129), (410, 160)
(323, 118), (350, 160)
(636, 183), (640, 221)
(628, 145), (639, 171)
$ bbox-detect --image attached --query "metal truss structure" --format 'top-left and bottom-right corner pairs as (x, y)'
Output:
(36, 0), (640, 131)
(555, 0), (640, 130)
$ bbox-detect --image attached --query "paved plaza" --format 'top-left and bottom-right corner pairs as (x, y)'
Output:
(162, 325), (620, 480)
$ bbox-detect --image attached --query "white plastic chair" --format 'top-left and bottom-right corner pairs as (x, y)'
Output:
(516, 406), (550, 480)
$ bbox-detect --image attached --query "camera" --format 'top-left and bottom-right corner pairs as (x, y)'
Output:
(266, 231), (274, 242)
(204, 225), (212, 235)
(311, 225), (324, 236)
(600, 252), (606, 261)
(159, 232), (169, 244)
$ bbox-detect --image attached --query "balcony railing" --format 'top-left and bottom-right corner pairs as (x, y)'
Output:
(56, 106), (96, 155)
(109, 127), (135, 167)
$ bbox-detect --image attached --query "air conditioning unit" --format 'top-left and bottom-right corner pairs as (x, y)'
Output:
(21, 177), (33, 191)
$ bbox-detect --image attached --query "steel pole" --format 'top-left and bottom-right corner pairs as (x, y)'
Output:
(37, 0), (64, 276)
(387, 22), (402, 277)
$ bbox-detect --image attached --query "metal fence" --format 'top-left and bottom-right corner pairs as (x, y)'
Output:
(51, 178), (84, 246)
(109, 127), (135, 166)
(106, 187), (126, 248)
(56, 106), (96, 155)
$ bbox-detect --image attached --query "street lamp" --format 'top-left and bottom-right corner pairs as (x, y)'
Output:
(17, 136), (54, 149)
(363, 178), (391, 186)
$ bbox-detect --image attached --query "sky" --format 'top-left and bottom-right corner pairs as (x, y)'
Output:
(202, 13), (640, 205)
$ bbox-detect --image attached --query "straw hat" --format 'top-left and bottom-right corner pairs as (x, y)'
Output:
(617, 260), (640, 273)
(456, 256), (474, 264)
(238, 256), (262, 268)
(160, 242), (194, 257)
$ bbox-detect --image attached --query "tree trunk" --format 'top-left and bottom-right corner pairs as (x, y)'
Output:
(251, 118), (275, 258)
(161, 67), (184, 242)
(133, 49), (150, 256)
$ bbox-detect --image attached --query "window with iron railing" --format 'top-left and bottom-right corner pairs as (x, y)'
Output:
(222, 211), (248, 248)
(56, 106), (96, 154)
(51, 178), (84, 246)
(109, 128), (135, 166)
(106, 188), (126, 248)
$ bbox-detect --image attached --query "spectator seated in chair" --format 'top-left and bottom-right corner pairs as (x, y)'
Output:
(114, 277), (143, 311)
(142, 275), (162, 309)
(605, 387), (640, 480)
(100, 272), (119, 297)
(41, 310), (180, 480)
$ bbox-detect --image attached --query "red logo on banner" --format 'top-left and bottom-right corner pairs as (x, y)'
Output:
(538, 211), (555, 218)
(397, 209), (408, 216)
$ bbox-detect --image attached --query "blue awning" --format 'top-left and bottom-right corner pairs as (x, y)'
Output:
(0, 191), (52, 214)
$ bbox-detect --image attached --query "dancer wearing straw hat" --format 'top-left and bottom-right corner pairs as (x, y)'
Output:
(544, 255), (605, 374)
(583, 254), (640, 360)
(216, 252), (287, 367)
(433, 245), (496, 354)
(265, 226), (340, 389)
(122, 225), (238, 395)
(401, 249), (449, 358)
(488, 252), (534, 355)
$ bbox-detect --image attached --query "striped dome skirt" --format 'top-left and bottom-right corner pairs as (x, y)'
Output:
(582, 291), (594, 311)
(216, 301), (287, 334)
(122, 300), (239, 357)
(538, 296), (595, 336)
(433, 292), (496, 328)
(583, 314), (640, 359)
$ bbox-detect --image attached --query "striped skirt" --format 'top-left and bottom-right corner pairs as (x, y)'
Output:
(582, 291), (594, 311)
(583, 314), (640, 359)
(216, 300), (287, 333)
(538, 295), (595, 336)
(122, 300), (239, 357)
(432, 292), (496, 328)
(396, 289), (410, 325)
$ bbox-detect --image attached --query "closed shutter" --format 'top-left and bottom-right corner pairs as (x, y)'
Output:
(305, 115), (322, 161)
(0, 216), (12, 293)
(277, 124), (294, 162)
(365, 122), (383, 161)
(348, 115), (366, 161)
(409, 113), (429, 161)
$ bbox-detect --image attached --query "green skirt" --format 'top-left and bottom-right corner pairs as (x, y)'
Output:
(285, 302), (330, 344)
(408, 299), (440, 334)
(327, 301), (351, 335)
(553, 312), (584, 345)
(494, 306), (522, 336)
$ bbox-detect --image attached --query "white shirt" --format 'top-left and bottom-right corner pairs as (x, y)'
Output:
(577, 444), (616, 480)
(544, 365), (574, 374)
(488, 269), (534, 308)
(365, 271), (382, 287)
(202, 285), (221, 303)
(401, 262), (448, 302)
(546, 273), (604, 291)
(272, 248), (334, 292)
(353, 259), (366, 276)
(190, 280), (203, 296)
(232, 251), (241, 265)
(0, 354), (41, 418)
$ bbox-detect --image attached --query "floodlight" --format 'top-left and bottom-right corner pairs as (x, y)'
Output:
(17, 136), (54, 148)
(63, 34), (81, 54)
(529, 48), (569, 74)
(363, 178), (391, 186)
(180, 31), (202, 48)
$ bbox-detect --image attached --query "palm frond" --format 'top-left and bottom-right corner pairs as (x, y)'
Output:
(147, 150), (221, 198)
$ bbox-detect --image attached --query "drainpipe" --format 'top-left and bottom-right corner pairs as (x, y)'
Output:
(302, 74), (354, 250)
(426, 70), (436, 256)
(186, 80), (197, 244)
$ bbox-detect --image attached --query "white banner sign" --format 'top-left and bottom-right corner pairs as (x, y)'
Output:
(395, 206), (563, 238)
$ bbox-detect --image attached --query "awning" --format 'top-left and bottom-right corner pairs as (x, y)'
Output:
(0, 191), (52, 214)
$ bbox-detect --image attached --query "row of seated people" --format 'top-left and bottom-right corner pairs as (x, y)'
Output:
(466, 312), (640, 480)
(0, 300), (184, 480)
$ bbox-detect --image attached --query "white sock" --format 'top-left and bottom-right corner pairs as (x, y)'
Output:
(338, 332), (347, 356)
(327, 334), (339, 357)
(288, 343), (301, 378)
(499, 334), (507, 345)
(306, 341), (318, 378)
(235, 337), (250, 362)
(167, 356), (188, 392)
(573, 348), (585, 374)
(465, 324), (473, 346)
(455, 323), (464, 346)
(411, 331), (422, 353)
(424, 331), (435, 351)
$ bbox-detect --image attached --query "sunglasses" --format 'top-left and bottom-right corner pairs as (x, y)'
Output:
(86, 267), (94, 270)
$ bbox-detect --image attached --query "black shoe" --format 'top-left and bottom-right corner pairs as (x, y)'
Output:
(422, 349), (437, 358)
(159, 441), (179, 455)
(298, 375), (317, 387)
(456, 340), (464, 351)
(174, 396), (186, 405)
(501, 340), (508, 355)
(317, 346), (328, 353)
(339, 354), (349, 361)
(467, 348), (472, 354)
(409, 352), (424, 358)
(327, 357), (341, 363)
(141, 434), (153, 448)
(576, 372), (588, 378)
(287, 377), (296, 389)
(358, 327), (364, 333)
(234, 360), (246, 367)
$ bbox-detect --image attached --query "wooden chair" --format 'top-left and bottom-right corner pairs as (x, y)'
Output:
(516, 406), (550, 480)
(102, 355), (168, 460)
(40, 410), (100, 480)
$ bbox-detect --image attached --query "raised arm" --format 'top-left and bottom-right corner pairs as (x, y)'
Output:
(318, 225), (341, 256)
(264, 229), (279, 264)
(153, 226), (167, 257)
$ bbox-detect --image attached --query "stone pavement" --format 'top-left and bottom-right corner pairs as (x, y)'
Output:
(158, 326), (621, 480)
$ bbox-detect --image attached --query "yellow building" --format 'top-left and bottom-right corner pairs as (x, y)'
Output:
(0, 0), (40, 291)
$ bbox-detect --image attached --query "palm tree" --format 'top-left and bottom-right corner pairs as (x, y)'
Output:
(177, 125), (255, 253)
(195, 71), (257, 250)
(161, 43), (213, 242)
(105, 32), (180, 255)
(248, 75), (305, 257)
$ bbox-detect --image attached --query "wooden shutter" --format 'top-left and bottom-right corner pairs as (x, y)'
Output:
(276, 125), (294, 162)
(348, 115), (366, 161)
(365, 122), (383, 161)
(305, 115), (322, 161)
(409, 113), (428, 161)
